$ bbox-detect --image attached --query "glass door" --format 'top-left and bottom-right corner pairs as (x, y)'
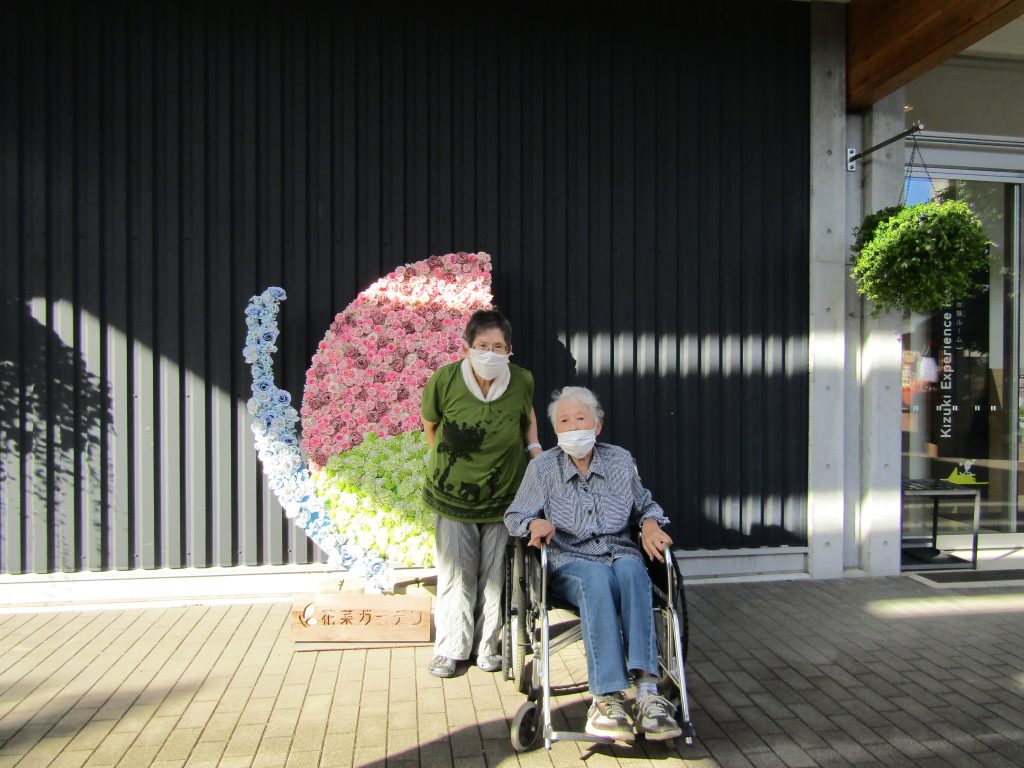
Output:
(901, 177), (1023, 567)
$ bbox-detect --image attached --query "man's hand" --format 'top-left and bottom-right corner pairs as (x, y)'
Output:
(527, 518), (555, 548)
(640, 518), (673, 562)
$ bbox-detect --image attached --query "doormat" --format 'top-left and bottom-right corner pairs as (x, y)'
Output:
(910, 569), (1024, 589)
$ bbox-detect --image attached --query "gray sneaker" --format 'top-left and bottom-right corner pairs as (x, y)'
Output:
(427, 655), (457, 678)
(634, 692), (682, 741)
(585, 692), (635, 741)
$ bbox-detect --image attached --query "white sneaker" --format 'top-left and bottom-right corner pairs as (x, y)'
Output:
(477, 654), (501, 672)
(585, 692), (635, 741)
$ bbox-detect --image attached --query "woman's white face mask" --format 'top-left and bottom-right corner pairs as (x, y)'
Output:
(557, 429), (596, 459)
(468, 348), (510, 381)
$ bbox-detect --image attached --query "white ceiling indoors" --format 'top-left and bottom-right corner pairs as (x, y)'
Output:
(905, 15), (1024, 137)
(965, 15), (1024, 59)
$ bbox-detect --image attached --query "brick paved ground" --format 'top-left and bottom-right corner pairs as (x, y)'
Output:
(1, 574), (1023, 767)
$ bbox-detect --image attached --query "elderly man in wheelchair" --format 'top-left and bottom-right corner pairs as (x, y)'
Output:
(504, 386), (682, 743)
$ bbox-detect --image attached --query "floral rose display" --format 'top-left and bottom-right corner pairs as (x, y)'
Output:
(243, 252), (493, 588)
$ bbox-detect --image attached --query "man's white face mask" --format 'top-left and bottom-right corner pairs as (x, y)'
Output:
(468, 348), (510, 381)
(557, 428), (596, 459)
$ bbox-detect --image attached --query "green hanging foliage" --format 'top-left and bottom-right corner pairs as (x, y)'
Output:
(850, 199), (992, 316)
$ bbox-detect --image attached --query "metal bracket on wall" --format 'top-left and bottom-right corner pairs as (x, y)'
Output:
(847, 122), (924, 172)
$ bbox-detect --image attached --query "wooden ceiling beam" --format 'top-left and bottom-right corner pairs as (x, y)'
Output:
(847, 0), (1024, 111)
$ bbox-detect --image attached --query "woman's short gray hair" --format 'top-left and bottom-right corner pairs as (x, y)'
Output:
(547, 386), (604, 427)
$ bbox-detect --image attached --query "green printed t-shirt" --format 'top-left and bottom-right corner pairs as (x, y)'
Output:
(421, 361), (534, 523)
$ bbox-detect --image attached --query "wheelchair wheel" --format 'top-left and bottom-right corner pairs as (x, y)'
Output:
(673, 561), (689, 661)
(650, 552), (688, 660)
(510, 700), (540, 752)
(512, 540), (533, 694)
(653, 554), (689, 697)
(502, 545), (514, 681)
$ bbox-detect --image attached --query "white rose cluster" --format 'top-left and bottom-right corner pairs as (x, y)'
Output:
(243, 287), (393, 591)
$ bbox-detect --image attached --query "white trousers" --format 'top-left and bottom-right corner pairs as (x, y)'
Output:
(433, 515), (508, 661)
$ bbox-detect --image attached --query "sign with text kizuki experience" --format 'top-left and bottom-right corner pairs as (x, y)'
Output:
(291, 594), (432, 643)
(928, 297), (997, 483)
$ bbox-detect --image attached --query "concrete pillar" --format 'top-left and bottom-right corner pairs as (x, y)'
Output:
(807, 2), (847, 579)
(857, 90), (906, 576)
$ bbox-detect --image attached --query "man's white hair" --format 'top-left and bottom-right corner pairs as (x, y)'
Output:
(547, 386), (604, 427)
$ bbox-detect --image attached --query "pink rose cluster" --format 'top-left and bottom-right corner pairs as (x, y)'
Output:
(301, 251), (494, 468)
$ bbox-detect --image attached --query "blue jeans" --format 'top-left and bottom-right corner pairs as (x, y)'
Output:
(549, 556), (658, 695)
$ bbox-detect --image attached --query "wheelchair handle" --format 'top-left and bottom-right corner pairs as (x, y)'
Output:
(662, 545), (674, 606)
(540, 544), (549, 607)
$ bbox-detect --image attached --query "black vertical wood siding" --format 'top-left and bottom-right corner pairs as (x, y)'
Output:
(0, 1), (809, 573)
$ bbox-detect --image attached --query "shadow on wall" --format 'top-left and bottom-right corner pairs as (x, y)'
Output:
(1, 1), (811, 570)
(0, 298), (111, 563)
(515, 335), (808, 550)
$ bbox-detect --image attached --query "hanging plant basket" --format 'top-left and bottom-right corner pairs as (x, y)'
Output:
(850, 199), (992, 316)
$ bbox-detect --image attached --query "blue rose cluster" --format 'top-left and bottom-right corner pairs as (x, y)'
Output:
(243, 287), (393, 591)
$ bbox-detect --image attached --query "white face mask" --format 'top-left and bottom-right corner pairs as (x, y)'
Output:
(557, 428), (596, 459)
(468, 348), (510, 381)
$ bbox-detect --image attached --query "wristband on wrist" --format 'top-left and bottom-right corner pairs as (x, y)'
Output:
(525, 442), (542, 453)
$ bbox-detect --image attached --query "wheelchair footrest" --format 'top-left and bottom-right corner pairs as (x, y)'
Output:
(549, 729), (628, 746)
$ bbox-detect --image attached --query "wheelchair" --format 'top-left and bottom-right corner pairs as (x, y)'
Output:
(501, 535), (695, 752)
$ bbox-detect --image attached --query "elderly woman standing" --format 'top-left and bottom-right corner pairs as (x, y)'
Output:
(422, 308), (542, 678)
(504, 386), (681, 742)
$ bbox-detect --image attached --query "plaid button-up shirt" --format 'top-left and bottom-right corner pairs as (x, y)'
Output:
(504, 443), (669, 572)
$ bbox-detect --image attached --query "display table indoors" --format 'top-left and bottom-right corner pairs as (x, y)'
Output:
(901, 479), (981, 570)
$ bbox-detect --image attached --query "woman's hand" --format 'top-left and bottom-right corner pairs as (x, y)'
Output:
(640, 518), (673, 562)
(527, 518), (555, 548)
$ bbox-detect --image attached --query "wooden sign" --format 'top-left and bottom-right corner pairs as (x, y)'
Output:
(291, 593), (433, 644)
